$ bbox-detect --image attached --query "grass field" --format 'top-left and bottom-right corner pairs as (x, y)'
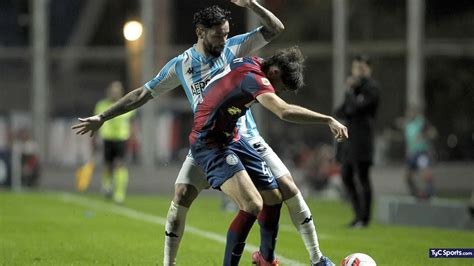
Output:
(1, 191), (473, 265)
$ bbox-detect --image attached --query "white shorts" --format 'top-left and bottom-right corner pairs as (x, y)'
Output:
(174, 154), (209, 192)
(245, 136), (290, 179)
(175, 136), (290, 191)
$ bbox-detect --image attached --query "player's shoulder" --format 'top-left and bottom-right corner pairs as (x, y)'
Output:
(231, 56), (262, 69)
(173, 48), (194, 63)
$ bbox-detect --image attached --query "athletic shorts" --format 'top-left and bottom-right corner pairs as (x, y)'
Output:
(407, 151), (431, 170)
(175, 135), (290, 191)
(103, 140), (127, 163)
(245, 136), (290, 179)
(190, 137), (278, 191)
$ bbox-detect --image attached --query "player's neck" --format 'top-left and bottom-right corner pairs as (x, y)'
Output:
(194, 42), (208, 57)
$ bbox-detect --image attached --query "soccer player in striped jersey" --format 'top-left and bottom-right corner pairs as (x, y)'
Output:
(189, 46), (347, 266)
(72, 1), (334, 265)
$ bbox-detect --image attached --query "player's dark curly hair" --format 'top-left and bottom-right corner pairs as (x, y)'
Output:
(193, 5), (232, 28)
(262, 46), (305, 91)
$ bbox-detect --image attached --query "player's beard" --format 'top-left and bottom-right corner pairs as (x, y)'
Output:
(204, 41), (224, 58)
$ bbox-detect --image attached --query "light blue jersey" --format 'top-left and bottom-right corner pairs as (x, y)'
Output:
(144, 27), (268, 139)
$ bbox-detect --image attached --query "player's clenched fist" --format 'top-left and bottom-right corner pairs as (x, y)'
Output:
(328, 118), (349, 142)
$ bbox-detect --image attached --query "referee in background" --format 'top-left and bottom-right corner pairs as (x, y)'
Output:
(94, 81), (135, 204)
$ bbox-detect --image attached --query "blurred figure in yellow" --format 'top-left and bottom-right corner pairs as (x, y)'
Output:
(75, 160), (94, 192)
(94, 81), (135, 203)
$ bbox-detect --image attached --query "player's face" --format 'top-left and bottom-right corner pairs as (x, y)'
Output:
(351, 60), (370, 77)
(107, 82), (124, 101)
(267, 66), (289, 94)
(202, 21), (229, 57)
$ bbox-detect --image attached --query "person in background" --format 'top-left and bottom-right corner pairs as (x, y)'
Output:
(335, 54), (379, 228)
(94, 81), (135, 204)
(403, 105), (437, 200)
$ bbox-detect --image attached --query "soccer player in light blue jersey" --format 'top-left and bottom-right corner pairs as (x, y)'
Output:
(72, 1), (333, 265)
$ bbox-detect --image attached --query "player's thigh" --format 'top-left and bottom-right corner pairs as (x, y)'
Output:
(175, 154), (209, 191)
(174, 155), (208, 206)
(246, 136), (290, 179)
(246, 137), (298, 198)
(232, 139), (279, 191)
(220, 170), (263, 215)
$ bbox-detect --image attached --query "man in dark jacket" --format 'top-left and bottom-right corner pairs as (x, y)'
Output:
(335, 55), (379, 228)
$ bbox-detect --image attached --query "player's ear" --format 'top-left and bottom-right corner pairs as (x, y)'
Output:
(268, 66), (281, 79)
(196, 26), (205, 39)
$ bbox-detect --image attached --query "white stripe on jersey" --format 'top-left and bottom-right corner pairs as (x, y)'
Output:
(207, 64), (231, 86)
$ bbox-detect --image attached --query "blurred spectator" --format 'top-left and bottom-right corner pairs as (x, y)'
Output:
(0, 127), (40, 188)
(94, 81), (135, 204)
(401, 105), (437, 200)
(335, 55), (380, 228)
(299, 144), (343, 198)
(299, 145), (339, 188)
(17, 128), (40, 187)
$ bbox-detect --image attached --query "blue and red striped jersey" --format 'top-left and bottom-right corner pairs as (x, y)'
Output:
(189, 56), (275, 146)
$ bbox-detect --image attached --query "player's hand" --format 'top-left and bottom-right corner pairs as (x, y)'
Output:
(328, 117), (348, 142)
(230, 0), (257, 8)
(71, 115), (104, 137)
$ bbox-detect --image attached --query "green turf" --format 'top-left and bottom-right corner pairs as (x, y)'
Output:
(1, 191), (473, 265)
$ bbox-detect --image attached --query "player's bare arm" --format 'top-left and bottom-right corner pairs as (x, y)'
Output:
(231, 0), (284, 41)
(72, 87), (152, 137)
(256, 92), (348, 141)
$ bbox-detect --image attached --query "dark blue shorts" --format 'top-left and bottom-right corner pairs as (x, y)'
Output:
(191, 138), (278, 190)
(407, 151), (431, 170)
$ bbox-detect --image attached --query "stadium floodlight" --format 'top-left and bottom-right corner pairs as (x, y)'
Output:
(123, 20), (143, 41)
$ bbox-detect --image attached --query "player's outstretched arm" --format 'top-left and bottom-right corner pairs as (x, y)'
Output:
(256, 92), (348, 142)
(231, 0), (284, 41)
(72, 87), (152, 137)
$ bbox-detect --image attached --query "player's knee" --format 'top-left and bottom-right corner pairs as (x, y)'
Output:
(276, 174), (300, 200)
(261, 189), (283, 206)
(173, 184), (199, 208)
(243, 197), (263, 215)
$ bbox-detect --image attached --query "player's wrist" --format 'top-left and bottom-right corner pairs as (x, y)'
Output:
(327, 116), (336, 124)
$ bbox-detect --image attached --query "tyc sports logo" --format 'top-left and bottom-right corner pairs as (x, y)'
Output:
(429, 248), (474, 258)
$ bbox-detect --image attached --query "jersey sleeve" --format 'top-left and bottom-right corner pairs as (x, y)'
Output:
(143, 56), (181, 98)
(227, 27), (269, 58)
(248, 72), (275, 98)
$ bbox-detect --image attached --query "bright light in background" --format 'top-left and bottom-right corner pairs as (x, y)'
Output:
(123, 21), (143, 41)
